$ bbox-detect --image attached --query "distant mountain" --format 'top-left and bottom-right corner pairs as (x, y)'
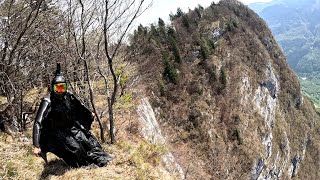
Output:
(249, 0), (282, 13)
(250, 0), (320, 72)
(249, 0), (320, 106)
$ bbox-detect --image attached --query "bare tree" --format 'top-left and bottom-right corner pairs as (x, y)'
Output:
(0, 0), (152, 143)
(0, 0), (76, 132)
(63, 0), (151, 143)
(100, 0), (152, 143)
(0, 0), (46, 132)
(66, 0), (106, 142)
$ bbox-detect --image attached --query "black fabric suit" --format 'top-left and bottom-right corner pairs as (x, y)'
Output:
(33, 91), (111, 167)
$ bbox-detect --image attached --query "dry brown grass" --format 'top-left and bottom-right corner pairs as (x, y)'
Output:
(0, 128), (177, 180)
(0, 60), (177, 179)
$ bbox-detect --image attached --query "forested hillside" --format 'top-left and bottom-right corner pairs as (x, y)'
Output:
(130, 0), (320, 178)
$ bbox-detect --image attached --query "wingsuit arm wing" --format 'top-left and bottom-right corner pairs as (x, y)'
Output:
(69, 92), (94, 130)
(32, 96), (50, 148)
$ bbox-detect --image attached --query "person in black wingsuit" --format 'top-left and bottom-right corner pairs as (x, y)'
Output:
(32, 63), (112, 167)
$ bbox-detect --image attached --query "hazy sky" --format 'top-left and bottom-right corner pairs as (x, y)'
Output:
(135, 0), (272, 26)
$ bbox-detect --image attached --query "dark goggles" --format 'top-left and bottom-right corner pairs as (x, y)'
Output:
(53, 83), (67, 93)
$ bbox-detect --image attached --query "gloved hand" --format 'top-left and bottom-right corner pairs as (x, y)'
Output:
(33, 147), (41, 156)
(92, 112), (96, 120)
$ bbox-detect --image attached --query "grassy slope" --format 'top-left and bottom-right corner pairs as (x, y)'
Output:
(0, 129), (176, 180)
(0, 56), (180, 179)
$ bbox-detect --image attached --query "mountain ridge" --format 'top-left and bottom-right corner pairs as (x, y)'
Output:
(129, 0), (320, 178)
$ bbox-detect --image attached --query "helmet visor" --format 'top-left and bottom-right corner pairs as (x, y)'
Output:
(53, 83), (67, 93)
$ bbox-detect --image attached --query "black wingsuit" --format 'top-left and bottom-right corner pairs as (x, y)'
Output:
(33, 91), (112, 167)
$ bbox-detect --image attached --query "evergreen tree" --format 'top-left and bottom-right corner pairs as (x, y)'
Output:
(220, 68), (227, 88)
(158, 18), (166, 36)
(163, 52), (178, 84)
(169, 36), (181, 63)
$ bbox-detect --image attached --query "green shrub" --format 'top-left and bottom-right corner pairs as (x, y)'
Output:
(139, 24), (148, 34)
(158, 79), (165, 96)
(163, 62), (178, 84)
(131, 142), (167, 168)
(170, 7), (185, 21)
(162, 53), (178, 84)
(226, 19), (238, 32)
(158, 18), (166, 36)
(189, 108), (201, 128)
(199, 38), (211, 60)
(116, 92), (133, 109)
(168, 36), (181, 63)
(209, 65), (217, 83)
(167, 27), (177, 40)
(216, 67), (227, 94)
(182, 14), (190, 29)
(220, 68), (227, 87)
(150, 24), (159, 37)
(200, 45), (209, 60)
(176, 8), (184, 18)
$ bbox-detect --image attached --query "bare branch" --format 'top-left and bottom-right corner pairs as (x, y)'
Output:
(8, 0), (44, 65)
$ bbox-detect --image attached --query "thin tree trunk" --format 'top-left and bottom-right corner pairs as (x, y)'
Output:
(76, 0), (105, 142)
(108, 97), (115, 144)
(19, 89), (23, 131)
(102, 0), (150, 144)
(83, 59), (105, 142)
(106, 54), (118, 144)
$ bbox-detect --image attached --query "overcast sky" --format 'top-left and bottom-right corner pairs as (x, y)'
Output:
(135, 0), (272, 26)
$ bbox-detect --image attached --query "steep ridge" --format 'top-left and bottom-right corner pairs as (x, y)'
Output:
(130, 0), (320, 179)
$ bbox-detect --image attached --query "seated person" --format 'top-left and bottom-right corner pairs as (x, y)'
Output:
(32, 63), (112, 167)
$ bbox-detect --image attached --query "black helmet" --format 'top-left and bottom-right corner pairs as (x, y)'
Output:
(51, 63), (67, 94)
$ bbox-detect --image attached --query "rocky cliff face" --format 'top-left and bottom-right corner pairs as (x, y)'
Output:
(131, 0), (320, 179)
(136, 97), (185, 179)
